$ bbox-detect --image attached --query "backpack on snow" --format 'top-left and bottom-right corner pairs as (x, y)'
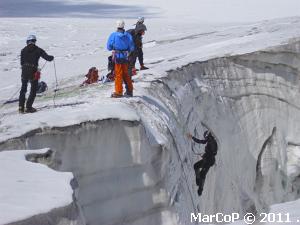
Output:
(81, 67), (99, 86)
(36, 81), (48, 93)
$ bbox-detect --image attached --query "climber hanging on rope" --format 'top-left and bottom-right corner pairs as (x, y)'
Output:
(187, 130), (218, 196)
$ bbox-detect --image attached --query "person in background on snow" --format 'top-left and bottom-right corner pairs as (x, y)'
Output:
(19, 35), (54, 113)
(127, 18), (147, 78)
(134, 17), (148, 70)
(107, 20), (135, 98)
(187, 130), (218, 196)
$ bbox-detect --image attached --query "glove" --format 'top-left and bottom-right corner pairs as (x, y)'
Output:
(186, 133), (193, 140)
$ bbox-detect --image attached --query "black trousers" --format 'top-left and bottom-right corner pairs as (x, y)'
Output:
(137, 47), (144, 66)
(19, 78), (38, 109)
(128, 52), (136, 77)
(193, 157), (215, 195)
(129, 48), (144, 69)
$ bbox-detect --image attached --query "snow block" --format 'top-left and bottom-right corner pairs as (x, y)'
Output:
(0, 149), (83, 225)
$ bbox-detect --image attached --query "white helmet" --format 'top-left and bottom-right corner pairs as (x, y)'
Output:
(26, 34), (37, 44)
(116, 20), (125, 29)
(137, 16), (144, 23)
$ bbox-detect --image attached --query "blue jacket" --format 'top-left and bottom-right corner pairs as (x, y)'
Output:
(107, 30), (135, 61)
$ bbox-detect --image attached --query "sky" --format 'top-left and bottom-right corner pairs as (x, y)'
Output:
(1, 0), (300, 22)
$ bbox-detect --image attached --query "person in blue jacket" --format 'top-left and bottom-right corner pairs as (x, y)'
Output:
(107, 20), (135, 98)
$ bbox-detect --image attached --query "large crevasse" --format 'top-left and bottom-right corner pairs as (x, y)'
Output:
(1, 40), (300, 225)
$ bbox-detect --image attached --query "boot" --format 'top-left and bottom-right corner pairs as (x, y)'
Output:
(111, 92), (123, 98)
(25, 107), (37, 113)
(18, 106), (24, 114)
(124, 91), (133, 97)
(197, 187), (203, 196)
(140, 65), (149, 70)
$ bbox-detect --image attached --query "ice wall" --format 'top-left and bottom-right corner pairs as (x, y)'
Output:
(136, 40), (300, 223)
(1, 40), (300, 225)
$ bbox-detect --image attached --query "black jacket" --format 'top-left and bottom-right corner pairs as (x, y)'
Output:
(192, 134), (218, 158)
(21, 44), (54, 80)
(127, 29), (143, 49)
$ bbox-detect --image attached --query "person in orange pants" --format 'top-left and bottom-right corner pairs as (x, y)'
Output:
(114, 63), (133, 96)
(107, 20), (135, 98)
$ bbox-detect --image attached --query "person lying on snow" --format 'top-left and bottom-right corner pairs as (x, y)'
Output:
(102, 55), (136, 87)
(102, 55), (115, 83)
(187, 130), (218, 196)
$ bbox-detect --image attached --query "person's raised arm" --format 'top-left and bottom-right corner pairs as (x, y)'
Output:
(40, 48), (54, 61)
(186, 133), (207, 144)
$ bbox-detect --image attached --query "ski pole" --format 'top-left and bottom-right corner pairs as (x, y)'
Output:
(53, 59), (59, 107)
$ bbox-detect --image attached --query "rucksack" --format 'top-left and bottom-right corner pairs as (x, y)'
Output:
(81, 67), (99, 86)
(37, 81), (48, 93)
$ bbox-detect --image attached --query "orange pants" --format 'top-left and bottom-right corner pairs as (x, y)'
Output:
(114, 63), (133, 95)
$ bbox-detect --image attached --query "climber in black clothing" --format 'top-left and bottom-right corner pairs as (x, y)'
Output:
(19, 34), (54, 113)
(187, 130), (218, 196)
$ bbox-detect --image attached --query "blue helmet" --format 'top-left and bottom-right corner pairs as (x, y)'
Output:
(26, 35), (37, 44)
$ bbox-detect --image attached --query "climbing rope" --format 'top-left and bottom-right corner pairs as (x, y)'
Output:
(0, 88), (21, 121)
(0, 61), (48, 109)
(40, 60), (47, 70)
(0, 60), (50, 120)
(0, 88), (20, 110)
